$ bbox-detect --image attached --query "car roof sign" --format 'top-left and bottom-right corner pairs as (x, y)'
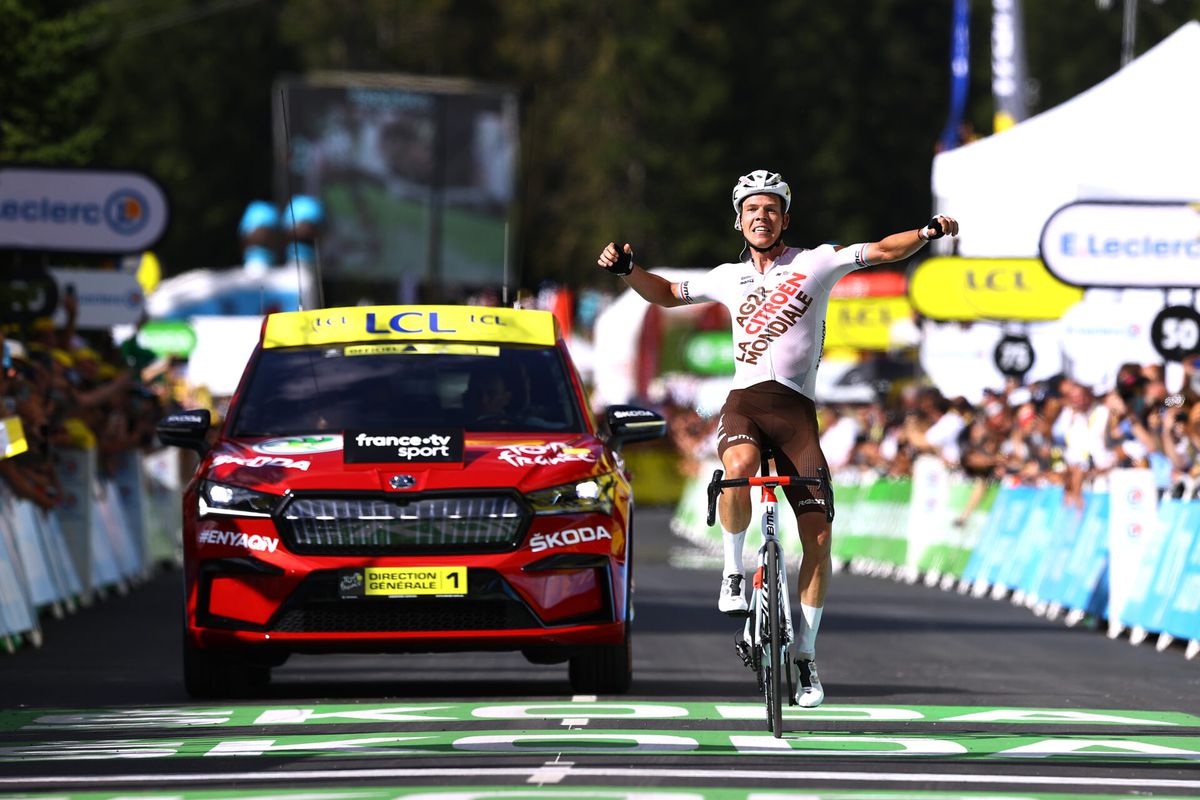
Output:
(262, 305), (559, 349)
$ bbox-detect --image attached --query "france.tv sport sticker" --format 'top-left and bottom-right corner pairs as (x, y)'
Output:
(344, 429), (464, 463)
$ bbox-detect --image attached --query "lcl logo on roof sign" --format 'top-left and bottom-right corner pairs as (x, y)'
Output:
(0, 167), (170, 253)
(1040, 201), (1200, 289)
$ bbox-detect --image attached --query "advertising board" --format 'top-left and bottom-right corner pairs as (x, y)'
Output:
(0, 167), (168, 253)
(49, 268), (145, 328)
(1040, 201), (1200, 288)
(909, 257), (1082, 321)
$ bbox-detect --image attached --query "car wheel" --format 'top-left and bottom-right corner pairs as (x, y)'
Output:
(182, 636), (270, 699)
(568, 633), (632, 694)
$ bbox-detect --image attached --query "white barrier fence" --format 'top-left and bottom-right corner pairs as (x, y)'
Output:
(0, 448), (183, 653)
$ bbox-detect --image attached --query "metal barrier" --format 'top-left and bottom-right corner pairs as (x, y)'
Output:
(0, 448), (183, 654)
(671, 456), (1200, 660)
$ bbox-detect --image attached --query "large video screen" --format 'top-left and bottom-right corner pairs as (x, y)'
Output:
(274, 76), (518, 299)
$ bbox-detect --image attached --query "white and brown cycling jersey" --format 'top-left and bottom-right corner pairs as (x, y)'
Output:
(675, 244), (870, 401)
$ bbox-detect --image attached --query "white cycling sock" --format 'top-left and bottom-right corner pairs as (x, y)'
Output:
(722, 527), (747, 576)
(796, 603), (823, 661)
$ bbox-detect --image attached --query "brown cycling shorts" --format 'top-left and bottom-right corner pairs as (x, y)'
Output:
(716, 381), (832, 518)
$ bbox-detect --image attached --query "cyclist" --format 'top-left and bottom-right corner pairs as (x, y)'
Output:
(596, 169), (958, 707)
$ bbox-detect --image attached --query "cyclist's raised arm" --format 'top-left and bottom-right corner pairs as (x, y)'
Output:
(597, 241), (685, 308)
(857, 214), (960, 266)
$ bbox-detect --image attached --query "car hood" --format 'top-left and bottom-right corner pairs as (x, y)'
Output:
(204, 433), (615, 495)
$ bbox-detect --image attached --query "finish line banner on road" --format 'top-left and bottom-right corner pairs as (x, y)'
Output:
(4, 727), (1200, 763)
(4, 701), (1196, 732)
(672, 461), (1200, 655)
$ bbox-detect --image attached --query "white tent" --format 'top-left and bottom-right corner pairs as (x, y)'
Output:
(932, 21), (1200, 258)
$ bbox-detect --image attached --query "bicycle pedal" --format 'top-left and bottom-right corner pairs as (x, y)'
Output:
(723, 608), (751, 619)
(733, 632), (753, 668)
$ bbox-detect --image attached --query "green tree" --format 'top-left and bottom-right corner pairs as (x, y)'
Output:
(56, 0), (1196, 287)
(96, 0), (299, 271)
(0, 0), (110, 164)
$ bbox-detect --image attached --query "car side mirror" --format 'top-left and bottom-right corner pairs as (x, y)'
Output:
(603, 405), (667, 452)
(156, 409), (212, 454)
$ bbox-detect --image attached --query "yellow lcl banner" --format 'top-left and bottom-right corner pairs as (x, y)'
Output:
(263, 305), (558, 349)
(909, 257), (1084, 322)
(825, 296), (914, 351)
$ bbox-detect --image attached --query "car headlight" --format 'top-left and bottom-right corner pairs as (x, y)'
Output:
(526, 473), (617, 515)
(198, 480), (279, 518)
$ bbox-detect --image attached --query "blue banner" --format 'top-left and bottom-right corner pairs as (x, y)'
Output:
(1157, 501), (1200, 640)
(1032, 496), (1089, 608)
(971, 485), (1036, 590)
(1000, 485), (1061, 594)
(1060, 492), (1110, 617)
(1119, 498), (1182, 630)
(938, 0), (972, 151)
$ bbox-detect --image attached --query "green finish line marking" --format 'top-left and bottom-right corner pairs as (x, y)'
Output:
(1, 702), (1195, 732)
(6, 788), (1200, 800)
(3, 729), (1200, 763)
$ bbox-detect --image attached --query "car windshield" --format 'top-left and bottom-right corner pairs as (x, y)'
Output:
(230, 342), (586, 436)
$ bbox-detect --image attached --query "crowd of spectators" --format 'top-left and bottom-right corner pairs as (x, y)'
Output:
(662, 359), (1200, 508)
(0, 295), (204, 512)
(812, 360), (1200, 507)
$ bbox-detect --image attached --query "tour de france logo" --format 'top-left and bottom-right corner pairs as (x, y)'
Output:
(104, 189), (149, 236)
(253, 435), (344, 456)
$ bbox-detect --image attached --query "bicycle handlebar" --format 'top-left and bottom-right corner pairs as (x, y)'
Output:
(713, 475), (820, 488)
(706, 468), (835, 526)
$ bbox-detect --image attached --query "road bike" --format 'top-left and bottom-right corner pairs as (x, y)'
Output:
(706, 452), (834, 737)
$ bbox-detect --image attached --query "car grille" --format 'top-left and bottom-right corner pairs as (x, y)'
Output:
(268, 569), (541, 633)
(272, 598), (539, 633)
(280, 493), (527, 554)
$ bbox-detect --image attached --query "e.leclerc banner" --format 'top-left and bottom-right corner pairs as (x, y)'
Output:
(0, 167), (169, 253)
(1040, 201), (1200, 288)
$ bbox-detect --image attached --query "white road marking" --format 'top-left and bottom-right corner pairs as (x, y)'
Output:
(571, 695), (597, 702)
(560, 718), (589, 727)
(2, 766), (1199, 790)
(525, 759), (574, 785)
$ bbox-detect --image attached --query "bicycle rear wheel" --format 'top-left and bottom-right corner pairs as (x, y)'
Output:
(764, 541), (784, 736)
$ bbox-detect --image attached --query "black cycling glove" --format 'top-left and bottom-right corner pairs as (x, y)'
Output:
(605, 245), (634, 276)
(921, 217), (945, 240)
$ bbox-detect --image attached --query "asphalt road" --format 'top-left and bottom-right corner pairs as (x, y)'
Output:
(1, 506), (1199, 799)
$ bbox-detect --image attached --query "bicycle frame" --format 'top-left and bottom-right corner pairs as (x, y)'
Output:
(749, 484), (793, 697)
(706, 460), (834, 735)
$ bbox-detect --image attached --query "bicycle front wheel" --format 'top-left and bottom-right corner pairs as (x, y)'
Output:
(764, 541), (784, 737)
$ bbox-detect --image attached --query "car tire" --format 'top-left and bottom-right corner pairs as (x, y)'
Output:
(568, 633), (632, 694)
(182, 636), (270, 699)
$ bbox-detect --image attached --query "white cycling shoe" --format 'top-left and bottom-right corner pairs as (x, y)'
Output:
(718, 573), (749, 615)
(794, 659), (824, 708)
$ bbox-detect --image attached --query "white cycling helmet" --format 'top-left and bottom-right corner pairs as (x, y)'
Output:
(732, 169), (791, 229)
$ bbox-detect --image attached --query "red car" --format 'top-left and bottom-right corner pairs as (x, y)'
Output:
(157, 305), (665, 697)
